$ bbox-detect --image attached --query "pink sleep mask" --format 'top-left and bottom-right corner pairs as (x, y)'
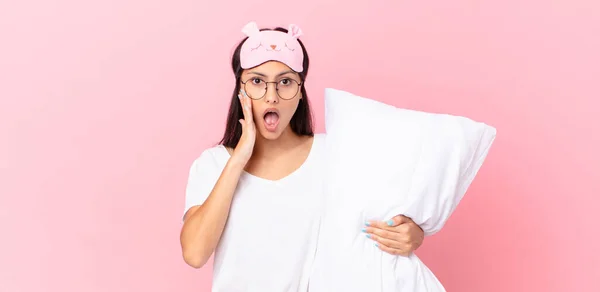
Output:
(239, 21), (304, 72)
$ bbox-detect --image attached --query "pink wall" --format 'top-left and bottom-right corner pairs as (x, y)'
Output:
(1, 1), (598, 291)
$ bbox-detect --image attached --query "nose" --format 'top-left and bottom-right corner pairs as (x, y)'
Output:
(264, 83), (279, 104)
(270, 44), (277, 50)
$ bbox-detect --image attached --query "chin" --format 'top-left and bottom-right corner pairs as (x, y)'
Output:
(258, 128), (285, 140)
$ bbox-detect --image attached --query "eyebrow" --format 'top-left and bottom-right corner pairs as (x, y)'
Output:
(246, 70), (296, 77)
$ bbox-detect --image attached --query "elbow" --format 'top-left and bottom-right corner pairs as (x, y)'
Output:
(182, 248), (209, 269)
(183, 252), (208, 269)
(186, 259), (207, 269)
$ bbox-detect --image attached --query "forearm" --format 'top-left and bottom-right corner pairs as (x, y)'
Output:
(180, 157), (245, 268)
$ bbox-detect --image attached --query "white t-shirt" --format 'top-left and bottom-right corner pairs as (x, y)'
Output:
(184, 133), (326, 292)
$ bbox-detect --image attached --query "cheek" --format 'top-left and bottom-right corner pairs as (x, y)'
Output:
(250, 100), (262, 117)
(282, 100), (301, 119)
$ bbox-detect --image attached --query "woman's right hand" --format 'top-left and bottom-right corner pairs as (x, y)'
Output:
(232, 89), (256, 165)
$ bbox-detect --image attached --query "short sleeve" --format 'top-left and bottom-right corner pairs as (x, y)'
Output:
(183, 148), (222, 220)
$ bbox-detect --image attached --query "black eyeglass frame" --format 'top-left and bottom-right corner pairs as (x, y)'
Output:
(240, 78), (303, 100)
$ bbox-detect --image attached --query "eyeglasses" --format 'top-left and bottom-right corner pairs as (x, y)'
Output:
(241, 77), (302, 100)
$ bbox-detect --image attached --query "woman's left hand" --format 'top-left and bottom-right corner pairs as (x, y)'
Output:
(363, 215), (424, 256)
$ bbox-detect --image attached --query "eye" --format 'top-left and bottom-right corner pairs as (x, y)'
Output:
(284, 43), (295, 51)
(279, 78), (292, 86)
(250, 42), (263, 51)
(251, 78), (263, 85)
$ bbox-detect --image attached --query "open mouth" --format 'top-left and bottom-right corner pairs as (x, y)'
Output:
(263, 108), (280, 132)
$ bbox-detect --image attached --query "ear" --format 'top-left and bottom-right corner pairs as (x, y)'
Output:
(242, 21), (260, 37)
(288, 24), (303, 38)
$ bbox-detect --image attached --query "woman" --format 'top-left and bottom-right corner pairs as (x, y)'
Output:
(180, 21), (425, 291)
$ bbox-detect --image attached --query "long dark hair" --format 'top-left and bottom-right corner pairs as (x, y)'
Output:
(218, 27), (314, 149)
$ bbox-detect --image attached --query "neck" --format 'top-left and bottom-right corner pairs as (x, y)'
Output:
(253, 126), (302, 159)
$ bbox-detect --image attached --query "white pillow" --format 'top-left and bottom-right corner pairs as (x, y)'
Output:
(308, 88), (497, 292)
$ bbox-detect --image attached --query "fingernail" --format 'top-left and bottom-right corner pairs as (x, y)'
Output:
(366, 234), (371, 238)
(386, 219), (394, 226)
(361, 228), (366, 233)
(375, 243), (379, 247)
(365, 221), (370, 226)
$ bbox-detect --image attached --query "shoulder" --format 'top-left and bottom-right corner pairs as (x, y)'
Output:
(313, 132), (327, 142)
(189, 144), (229, 174)
(309, 133), (328, 156)
(313, 133), (328, 148)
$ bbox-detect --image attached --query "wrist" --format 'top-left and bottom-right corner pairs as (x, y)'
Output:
(227, 154), (248, 170)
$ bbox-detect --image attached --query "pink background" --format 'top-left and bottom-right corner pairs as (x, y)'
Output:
(1, 1), (599, 291)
